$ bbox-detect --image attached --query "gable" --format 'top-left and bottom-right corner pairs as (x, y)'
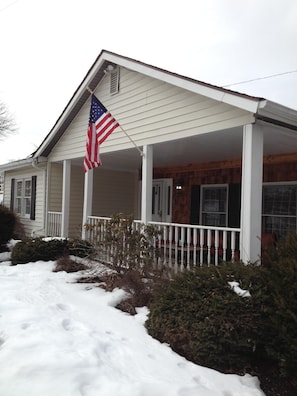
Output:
(48, 66), (253, 163)
(31, 50), (297, 163)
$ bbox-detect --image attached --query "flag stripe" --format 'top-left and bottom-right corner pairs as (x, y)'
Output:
(97, 119), (119, 144)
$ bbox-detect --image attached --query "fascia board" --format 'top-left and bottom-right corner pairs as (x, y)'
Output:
(103, 52), (262, 113)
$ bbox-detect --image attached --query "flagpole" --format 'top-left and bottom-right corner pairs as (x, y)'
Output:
(86, 86), (143, 156)
(118, 125), (143, 156)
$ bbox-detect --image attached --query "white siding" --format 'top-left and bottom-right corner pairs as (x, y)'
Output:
(49, 67), (253, 162)
(46, 164), (138, 236)
(48, 163), (63, 211)
(3, 165), (46, 237)
(92, 168), (139, 218)
(47, 163), (85, 238)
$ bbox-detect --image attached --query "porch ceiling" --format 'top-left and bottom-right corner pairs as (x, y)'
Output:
(97, 123), (297, 171)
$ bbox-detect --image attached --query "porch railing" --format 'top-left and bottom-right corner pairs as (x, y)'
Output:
(148, 221), (240, 268)
(47, 211), (62, 237)
(85, 216), (241, 271)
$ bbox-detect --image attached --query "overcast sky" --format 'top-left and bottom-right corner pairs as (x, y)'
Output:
(0, 0), (296, 164)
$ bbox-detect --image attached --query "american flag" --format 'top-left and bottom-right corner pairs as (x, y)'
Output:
(84, 95), (119, 172)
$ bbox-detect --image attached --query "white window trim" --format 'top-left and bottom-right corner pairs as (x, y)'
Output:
(14, 178), (32, 218)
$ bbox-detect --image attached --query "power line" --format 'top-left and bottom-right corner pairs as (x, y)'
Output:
(0, 0), (19, 13)
(222, 69), (297, 88)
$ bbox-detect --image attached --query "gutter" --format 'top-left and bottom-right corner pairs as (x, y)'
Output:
(0, 157), (33, 172)
(255, 114), (297, 131)
(255, 99), (297, 131)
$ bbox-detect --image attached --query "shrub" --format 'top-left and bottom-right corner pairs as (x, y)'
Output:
(115, 269), (167, 315)
(0, 204), (16, 251)
(146, 263), (265, 374)
(87, 213), (160, 274)
(260, 232), (297, 378)
(67, 238), (94, 258)
(11, 238), (69, 265)
(12, 213), (26, 240)
(53, 255), (89, 273)
(146, 233), (297, 380)
(11, 237), (93, 265)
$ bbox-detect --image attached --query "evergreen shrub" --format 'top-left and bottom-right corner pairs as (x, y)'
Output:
(11, 237), (92, 265)
(146, 233), (297, 379)
(146, 263), (265, 374)
(67, 238), (94, 258)
(0, 204), (16, 251)
(261, 232), (297, 378)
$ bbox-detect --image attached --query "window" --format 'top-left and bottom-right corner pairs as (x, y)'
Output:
(201, 185), (228, 227)
(11, 176), (36, 220)
(15, 178), (31, 217)
(262, 184), (297, 238)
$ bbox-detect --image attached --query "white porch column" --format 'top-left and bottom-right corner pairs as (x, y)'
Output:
(141, 145), (153, 224)
(82, 169), (93, 239)
(240, 124), (263, 263)
(61, 159), (71, 238)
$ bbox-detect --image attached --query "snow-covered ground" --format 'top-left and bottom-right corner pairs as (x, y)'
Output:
(0, 252), (265, 396)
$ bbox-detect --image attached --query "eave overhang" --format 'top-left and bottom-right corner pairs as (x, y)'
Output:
(0, 156), (47, 172)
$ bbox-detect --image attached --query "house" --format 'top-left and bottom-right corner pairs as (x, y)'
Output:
(1, 50), (297, 266)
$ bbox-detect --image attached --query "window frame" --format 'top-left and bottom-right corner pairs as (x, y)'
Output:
(14, 177), (32, 218)
(200, 184), (229, 227)
(262, 182), (297, 238)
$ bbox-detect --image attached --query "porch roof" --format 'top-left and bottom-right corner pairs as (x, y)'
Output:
(76, 123), (297, 172)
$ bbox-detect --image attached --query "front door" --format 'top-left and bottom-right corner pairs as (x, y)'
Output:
(152, 179), (172, 222)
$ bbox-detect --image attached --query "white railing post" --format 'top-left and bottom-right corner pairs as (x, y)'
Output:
(214, 230), (219, 266)
(61, 160), (71, 238)
(82, 169), (93, 240)
(222, 231), (227, 262)
(141, 145), (153, 225)
(193, 228), (197, 267)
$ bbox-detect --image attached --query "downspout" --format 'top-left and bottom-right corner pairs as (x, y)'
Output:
(31, 157), (47, 236)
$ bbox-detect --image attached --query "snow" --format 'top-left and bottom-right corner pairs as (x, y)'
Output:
(228, 281), (252, 298)
(0, 255), (265, 396)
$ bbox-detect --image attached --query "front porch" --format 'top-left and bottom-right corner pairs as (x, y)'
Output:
(44, 120), (297, 266)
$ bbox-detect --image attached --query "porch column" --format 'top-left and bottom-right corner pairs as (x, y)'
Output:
(141, 145), (153, 224)
(61, 159), (71, 238)
(240, 124), (263, 263)
(82, 169), (93, 239)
